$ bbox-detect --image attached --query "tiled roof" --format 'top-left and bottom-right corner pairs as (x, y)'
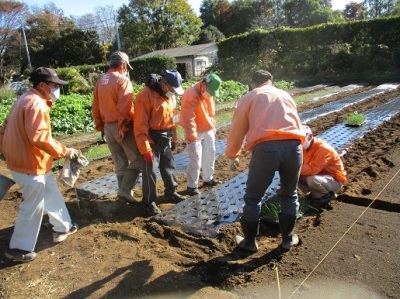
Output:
(136, 43), (217, 59)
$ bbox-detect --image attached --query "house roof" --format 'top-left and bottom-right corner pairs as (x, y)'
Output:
(136, 43), (217, 59)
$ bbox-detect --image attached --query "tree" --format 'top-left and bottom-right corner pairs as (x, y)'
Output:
(192, 25), (225, 44)
(0, 0), (27, 81)
(118, 0), (201, 56)
(250, 0), (287, 30)
(200, 0), (231, 30)
(342, 1), (367, 20)
(284, 0), (343, 27)
(392, 0), (400, 15)
(24, 6), (102, 68)
(363, 0), (397, 17)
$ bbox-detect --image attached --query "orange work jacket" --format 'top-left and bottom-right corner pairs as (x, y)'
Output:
(225, 84), (305, 158)
(180, 81), (216, 142)
(134, 86), (178, 155)
(301, 137), (347, 184)
(0, 88), (66, 175)
(92, 70), (135, 133)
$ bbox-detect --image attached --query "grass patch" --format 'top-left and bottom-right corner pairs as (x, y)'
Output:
(293, 86), (343, 105)
(84, 144), (111, 160)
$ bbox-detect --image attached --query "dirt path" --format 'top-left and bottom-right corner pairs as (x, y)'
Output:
(0, 85), (399, 299)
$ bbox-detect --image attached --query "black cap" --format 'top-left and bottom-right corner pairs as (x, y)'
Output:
(30, 67), (68, 85)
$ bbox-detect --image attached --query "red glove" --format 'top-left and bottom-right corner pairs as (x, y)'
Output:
(143, 152), (154, 163)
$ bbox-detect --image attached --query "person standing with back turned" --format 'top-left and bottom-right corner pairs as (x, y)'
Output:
(0, 67), (79, 262)
(225, 70), (305, 252)
(92, 51), (142, 203)
(180, 72), (223, 196)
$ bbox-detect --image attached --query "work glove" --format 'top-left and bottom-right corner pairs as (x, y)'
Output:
(143, 152), (154, 163)
(65, 148), (79, 159)
(228, 158), (240, 171)
(188, 142), (197, 154)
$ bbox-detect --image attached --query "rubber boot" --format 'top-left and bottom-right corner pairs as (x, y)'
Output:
(235, 217), (259, 252)
(279, 212), (299, 251)
(117, 169), (140, 203)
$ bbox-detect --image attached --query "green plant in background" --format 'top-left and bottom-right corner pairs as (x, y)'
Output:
(0, 88), (18, 124)
(346, 111), (366, 126)
(274, 80), (295, 91)
(56, 67), (92, 95)
(50, 94), (94, 135)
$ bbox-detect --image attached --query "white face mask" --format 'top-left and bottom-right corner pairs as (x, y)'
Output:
(50, 87), (60, 100)
(165, 91), (175, 97)
(302, 135), (312, 150)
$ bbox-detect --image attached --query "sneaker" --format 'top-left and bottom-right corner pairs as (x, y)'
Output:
(5, 248), (37, 263)
(316, 192), (337, 205)
(202, 179), (222, 187)
(145, 202), (162, 216)
(164, 191), (186, 201)
(186, 187), (199, 196)
(53, 224), (79, 243)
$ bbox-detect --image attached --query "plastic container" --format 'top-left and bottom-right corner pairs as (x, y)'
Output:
(0, 174), (15, 200)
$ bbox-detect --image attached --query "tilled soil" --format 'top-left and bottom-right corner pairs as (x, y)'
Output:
(0, 85), (399, 298)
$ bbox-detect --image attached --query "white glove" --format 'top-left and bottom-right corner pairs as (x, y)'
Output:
(65, 148), (79, 159)
(228, 158), (239, 171)
(188, 142), (197, 154)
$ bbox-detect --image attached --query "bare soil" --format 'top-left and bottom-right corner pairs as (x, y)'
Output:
(0, 86), (399, 298)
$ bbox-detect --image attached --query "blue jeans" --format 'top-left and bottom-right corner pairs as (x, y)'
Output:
(243, 140), (302, 221)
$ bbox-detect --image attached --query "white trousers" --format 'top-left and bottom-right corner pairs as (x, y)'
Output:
(9, 170), (73, 252)
(299, 174), (343, 199)
(187, 128), (216, 188)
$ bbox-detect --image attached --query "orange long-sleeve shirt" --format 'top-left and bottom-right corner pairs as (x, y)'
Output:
(225, 84), (305, 158)
(0, 88), (67, 175)
(180, 82), (216, 142)
(301, 137), (347, 184)
(92, 70), (135, 133)
(134, 86), (177, 155)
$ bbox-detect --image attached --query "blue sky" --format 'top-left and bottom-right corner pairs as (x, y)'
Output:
(21, 0), (349, 17)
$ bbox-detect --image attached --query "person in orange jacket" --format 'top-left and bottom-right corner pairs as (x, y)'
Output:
(225, 70), (305, 252)
(299, 125), (347, 204)
(0, 67), (79, 263)
(134, 70), (186, 216)
(180, 73), (223, 196)
(92, 51), (142, 203)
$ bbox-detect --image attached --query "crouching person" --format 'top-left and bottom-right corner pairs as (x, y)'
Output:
(0, 67), (79, 262)
(298, 125), (347, 205)
(225, 70), (305, 252)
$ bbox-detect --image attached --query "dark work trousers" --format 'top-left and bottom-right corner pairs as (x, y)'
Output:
(243, 139), (303, 222)
(142, 133), (178, 204)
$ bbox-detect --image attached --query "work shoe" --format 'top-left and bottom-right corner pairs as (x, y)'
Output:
(186, 187), (199, 196)
(117, 190), (138, 204)
(164, 192), (186, 201)
(202, 179), (222, 187)
(145, 202), (162, 216)
(316, 192), (337, 205)
(53, 224), (79, 243)
(5, 248), (37, 263)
